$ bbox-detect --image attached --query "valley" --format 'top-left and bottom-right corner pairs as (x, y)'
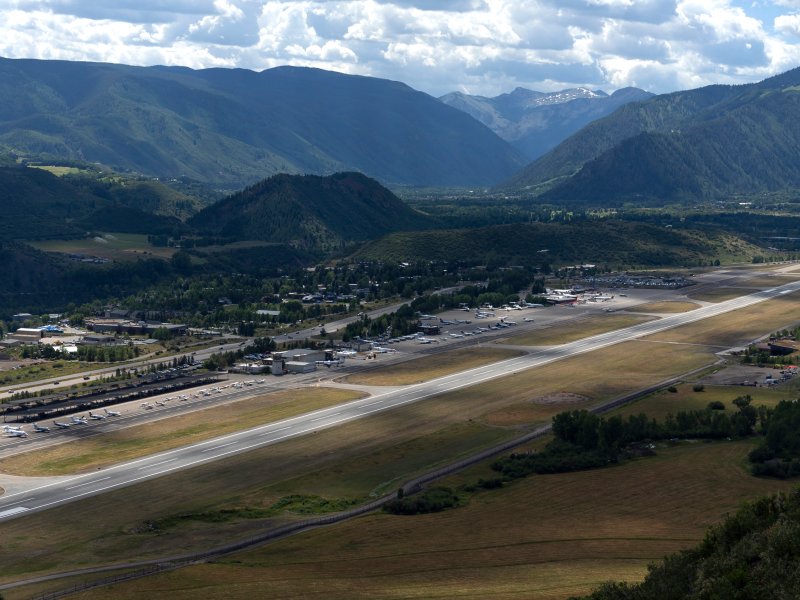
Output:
(2, 54), (800, 600)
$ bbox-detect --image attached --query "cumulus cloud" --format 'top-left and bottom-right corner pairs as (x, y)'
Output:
(0, 0), (799, 96)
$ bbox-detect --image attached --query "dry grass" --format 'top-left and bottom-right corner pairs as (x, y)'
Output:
(0, 339), (716, 581)
(646, 293), (800, 347)
(739, 275), (799, 288)
(0, 388), (365, 476)
(478, 339), (716, 428)
(29, 234), (175, 262)
(614, 383), (793, 421)
(688, 287), (754, 302)
(624, 301), (700, 313)
(0, 294), (792, 591)
(505, 314), (655, 346)
(343, 347), (523, 386)
(66, 440), (796, 600)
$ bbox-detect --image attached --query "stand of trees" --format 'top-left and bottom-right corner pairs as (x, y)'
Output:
(493, 397), (761, 480)
(749, 400), (800, 479)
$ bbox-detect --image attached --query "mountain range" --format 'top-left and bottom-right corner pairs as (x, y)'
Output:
(440, 86), (652, 160)
(507, 67), (800, 204)
(0, 57), (527, 188)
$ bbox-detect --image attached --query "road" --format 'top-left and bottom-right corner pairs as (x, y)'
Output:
(1, 280), (799, 521)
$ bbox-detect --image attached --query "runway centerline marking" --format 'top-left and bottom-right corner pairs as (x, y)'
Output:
(65, 476), (111, 490)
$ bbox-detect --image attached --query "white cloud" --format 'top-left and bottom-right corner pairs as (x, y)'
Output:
(0, 0), (799, 96)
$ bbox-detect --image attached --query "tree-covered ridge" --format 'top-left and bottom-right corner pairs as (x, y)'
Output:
(188, 172), (432, 252)
(507, 66), (800, 204)
(0, 166), (192, 240)
(354, 220), (761, 268)
(0, 58), (525, 187)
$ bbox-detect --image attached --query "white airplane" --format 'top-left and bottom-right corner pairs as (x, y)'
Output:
(53, 420), (71, 429)
(88, 411), (106, 420)
(523, 302), (544, 308)
(2, 425), (24, 433)
(439, 318), (457, 325)
(523, 317), (534, 322)
(449, 333), (464, 338)
(6, 429), (27, 438)
(33, 422), (51, 432)
(71, 415), (88, 425)
(155, 400), (166, 406)
(104, 408), (121, 416)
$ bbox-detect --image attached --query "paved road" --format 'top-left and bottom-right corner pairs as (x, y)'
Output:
(1, 280), (799, 522)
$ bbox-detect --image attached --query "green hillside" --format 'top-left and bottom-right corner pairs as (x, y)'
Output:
(189, 172), (432, 252)
(354, 220), (760, 267)
(577, 489), (800, 600)
(506, 67), (800, 204)
(0, 58), (526, 188)
(0, 166), (187, 240)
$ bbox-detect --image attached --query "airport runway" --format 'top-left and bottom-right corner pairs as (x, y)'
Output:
(1, 280), (799, 522)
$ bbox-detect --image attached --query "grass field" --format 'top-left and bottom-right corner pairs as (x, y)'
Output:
(504, 314), (655, 346)
(343, 347), (524, 386)
(624, 301), (700, 313)
(0, 388), (365, 476)
(58, 440), (796, 600)
(29, 233), (175, 261)
(614, 383), (792, 421)
(29, 165), (88, 176)
(688, 287), (754, 302)
(0, 360), (112, 387)
(0, 339), (718, 582)
(646, 292), (800, 347)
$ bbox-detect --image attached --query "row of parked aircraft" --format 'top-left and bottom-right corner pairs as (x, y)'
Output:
(3, 408), (123, 436)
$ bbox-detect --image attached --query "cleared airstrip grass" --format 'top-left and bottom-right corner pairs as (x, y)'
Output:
(503, 313), (655, 346)
(0, 388), (365, 476)
(343, 347), (523, 386)
(60, 440), (796, 600)
(624, 300), (700, 313)
(688, 287), (755, 302)
(647, 291), (800, 347)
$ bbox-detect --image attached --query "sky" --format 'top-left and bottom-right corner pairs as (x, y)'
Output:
(2, 1), (800, 97)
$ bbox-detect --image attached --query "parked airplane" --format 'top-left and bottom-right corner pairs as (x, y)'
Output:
(88, 411), (106, 420)
(523, 302), (544, 308)
(53, 420), (71, 429)
(33, 422), (51, 432)
(71, 415), (88, 425)
(104, 408), (121, 416)
(449, 333), (464, 338)
(2, 425), (24, 433)
(6, 429), (27, 438)
(439, 318), (457, 325)
(523, 317), (534, 322)
(155, 400), (166, 406)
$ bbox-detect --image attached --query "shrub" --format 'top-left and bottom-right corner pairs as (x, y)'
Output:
(693, 384), (705, 392)
(667, 386), (678, 393)
(383, 487), (460, 515)
(707, 401), (725, 410)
